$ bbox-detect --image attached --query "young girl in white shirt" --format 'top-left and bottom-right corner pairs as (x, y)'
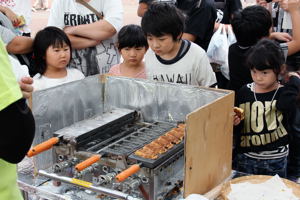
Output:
(32, 26), (84, 91)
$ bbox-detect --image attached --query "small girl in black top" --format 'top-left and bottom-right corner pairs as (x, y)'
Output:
(233, 39), (299, 177)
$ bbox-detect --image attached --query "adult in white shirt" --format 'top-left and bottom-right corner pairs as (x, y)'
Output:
(48, 0), (123, 77)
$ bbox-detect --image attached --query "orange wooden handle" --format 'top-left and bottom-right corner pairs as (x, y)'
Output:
(116, 164), (141, 182)
(75, 155), (101, 171)
(27, 137), (59, 157)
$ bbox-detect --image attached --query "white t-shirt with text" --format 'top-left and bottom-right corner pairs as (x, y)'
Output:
(145, 41), (216, 87)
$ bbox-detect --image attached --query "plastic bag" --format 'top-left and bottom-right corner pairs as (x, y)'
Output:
(207, 24), (228, 66)
(220, 25), (236, 80)
(227, 25), (236, 45)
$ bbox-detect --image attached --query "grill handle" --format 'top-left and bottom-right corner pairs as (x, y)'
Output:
(27, 137), (59, 157)
(75, 155), (101, 171)
(116, 164), (141, 182)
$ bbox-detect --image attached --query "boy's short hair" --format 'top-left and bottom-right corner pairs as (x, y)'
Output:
(33, 26), (72, 75)
(247, 39), (284, 75)
(231, 5), (272, 47)
(141, 3), (185, 40)
(117, 24), (148, 50)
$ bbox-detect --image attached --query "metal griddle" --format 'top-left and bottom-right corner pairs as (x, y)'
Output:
(100, 121), (184, 169)
(101, 121), (176, 157)
(128, 142), (184, 168)
(53, 109), (139, 151)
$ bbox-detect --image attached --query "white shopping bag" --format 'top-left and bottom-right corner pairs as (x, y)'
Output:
(220, 25), (236, 80)
(207, 24), (229, 66)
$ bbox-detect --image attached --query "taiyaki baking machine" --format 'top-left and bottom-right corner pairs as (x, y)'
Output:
(18, 76), (233, 200)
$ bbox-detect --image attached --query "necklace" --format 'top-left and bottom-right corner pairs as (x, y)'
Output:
(252, 82), (280, 109)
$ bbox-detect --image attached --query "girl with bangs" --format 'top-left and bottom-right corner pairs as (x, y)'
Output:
(233, 39), (300, 178)
(32, 26), (84, 91)
(109, 24), (148, 79)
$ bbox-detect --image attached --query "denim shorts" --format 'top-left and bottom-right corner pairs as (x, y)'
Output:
(233, 153), (287, 178)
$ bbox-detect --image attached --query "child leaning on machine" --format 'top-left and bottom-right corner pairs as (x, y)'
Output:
(32, 26), (84, 91)
(233, 39), (300, 178)
(108, 24), (148, 79)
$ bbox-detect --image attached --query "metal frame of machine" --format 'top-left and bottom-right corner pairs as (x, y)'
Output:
(18, 75), (232, 200)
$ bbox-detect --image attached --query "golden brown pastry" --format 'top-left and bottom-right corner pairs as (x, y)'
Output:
(234, 107), (245, 120)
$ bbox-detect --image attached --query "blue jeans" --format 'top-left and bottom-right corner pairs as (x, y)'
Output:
(233, 153), (287, 178)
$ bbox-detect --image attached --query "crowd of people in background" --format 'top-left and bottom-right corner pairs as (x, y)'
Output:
(1, 0), (300, 199)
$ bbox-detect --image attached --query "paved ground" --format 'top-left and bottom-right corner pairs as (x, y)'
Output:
(29, 0), (140, 36)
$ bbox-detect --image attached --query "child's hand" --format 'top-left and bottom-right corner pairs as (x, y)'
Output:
(233, 114), (241, 126)
(233, 107), (244, 126)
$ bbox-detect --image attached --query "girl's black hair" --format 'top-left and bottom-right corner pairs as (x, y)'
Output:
(141, 3), (185, 41)
(117, 24), (148, 50)
(246, 38), (284, 75)
(33, 26), (72, 75)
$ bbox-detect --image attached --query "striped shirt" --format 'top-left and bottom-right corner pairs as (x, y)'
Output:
(245, 145), (289, 160)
